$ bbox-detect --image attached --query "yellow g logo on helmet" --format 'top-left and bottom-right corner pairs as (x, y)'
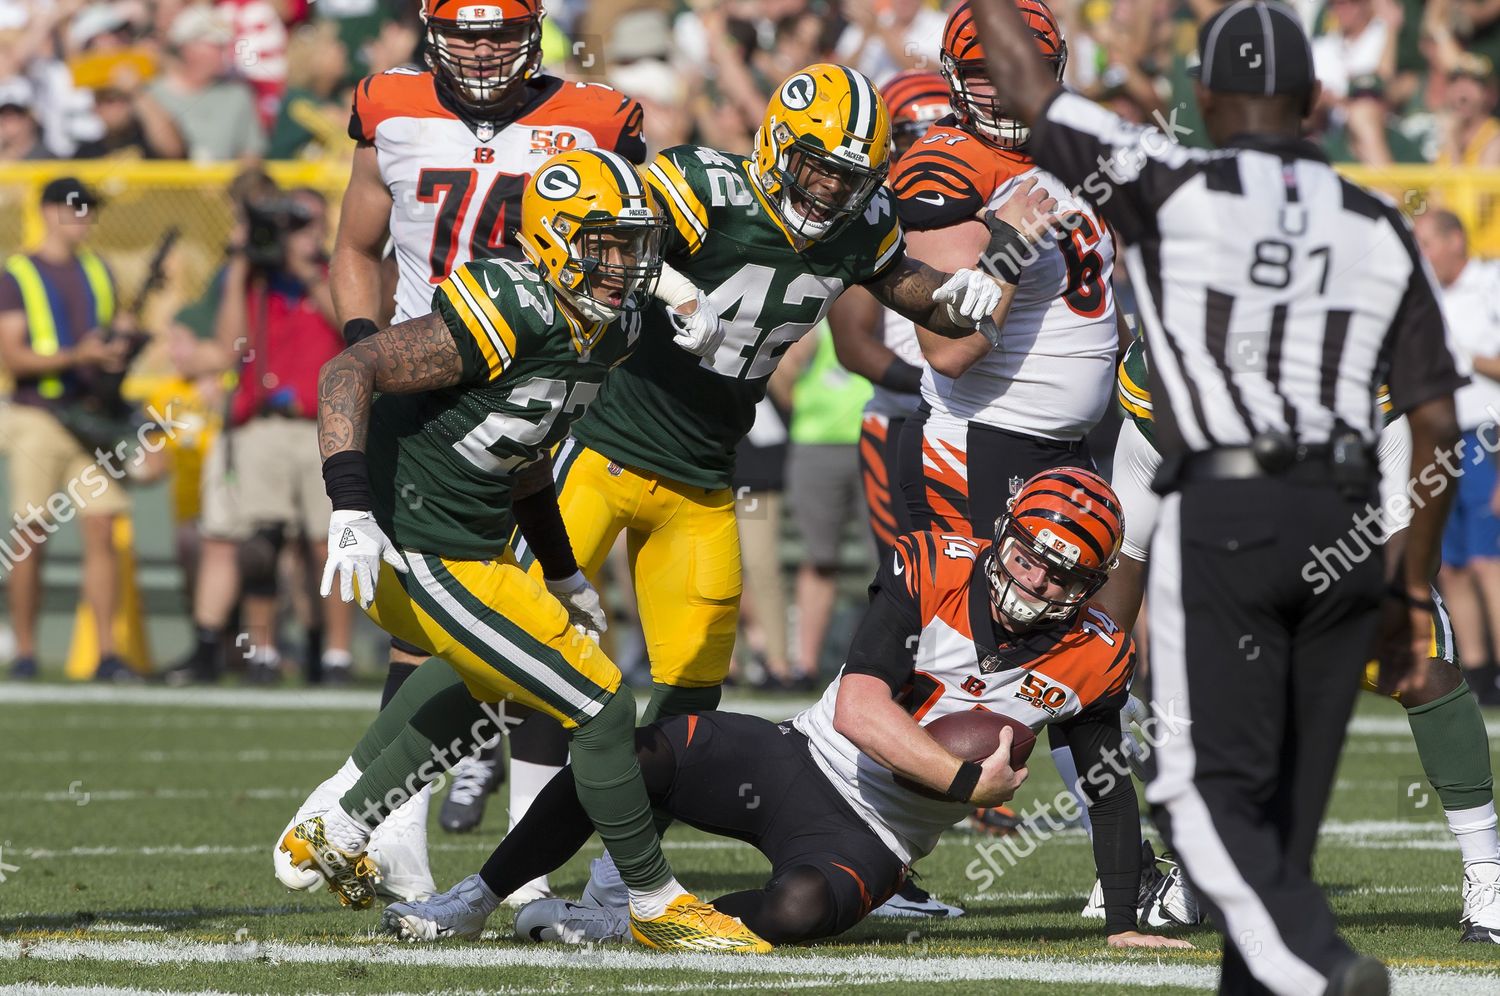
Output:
(521, 149), (667, 334)
(753, 63), (893, 241)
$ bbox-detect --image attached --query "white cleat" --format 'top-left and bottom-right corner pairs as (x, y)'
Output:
(1081, 878), (1105, 920)
(868, 879), (964, 919)
(514, 896), (629, 944)
(368, 784), (437, 902)
(380, 873), (500, 942)
(503, 878), (554, 908)
(1461, 861), (1500, 943)
(274, 758), (361, 892)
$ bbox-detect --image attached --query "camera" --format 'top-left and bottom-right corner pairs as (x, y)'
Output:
(243, 196), (314, 271)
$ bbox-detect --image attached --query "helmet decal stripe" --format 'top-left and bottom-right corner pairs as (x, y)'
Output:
(593, 149), (647, 211)
(841, 64), (873, 152)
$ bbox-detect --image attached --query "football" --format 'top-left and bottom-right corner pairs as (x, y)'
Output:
(895, 711), (1037, 799)
(928, 710), (1037, 767)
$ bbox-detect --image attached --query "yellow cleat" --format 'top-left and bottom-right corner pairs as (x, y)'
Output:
(629, 894), (772, 953)
(278, 816), (380, 909)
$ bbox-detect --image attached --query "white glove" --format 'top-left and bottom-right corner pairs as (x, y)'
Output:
(933, 268), (1004, 329)
(546, 569), (607, 642)
(320, 510), (407, 610)
(668, 291), (726, 358)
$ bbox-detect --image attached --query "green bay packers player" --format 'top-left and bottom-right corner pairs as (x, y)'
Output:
(1104, 337), (1500, 944)
(280, 149), (769, 953)
(275, 62), (1037, 916)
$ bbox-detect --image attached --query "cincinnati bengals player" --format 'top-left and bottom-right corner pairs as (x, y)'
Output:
(889, 0), (1119, 538)
(306, 0), (672, 907)
(378, 469), (1190, 950)
(828, 71), (951, 561)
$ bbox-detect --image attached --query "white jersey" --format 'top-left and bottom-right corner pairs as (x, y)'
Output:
(793, 531), (1134, 863)
(920, 164), (1118, 440)
(350, 69), (643, 322)
(865, 306), (925, 419)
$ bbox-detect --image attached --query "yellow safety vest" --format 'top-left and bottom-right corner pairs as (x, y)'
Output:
(4, 250), (115, 399)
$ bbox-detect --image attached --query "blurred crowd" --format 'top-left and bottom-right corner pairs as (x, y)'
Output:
(0, 0), (1491, 166)
(0, 0), (1498, 687)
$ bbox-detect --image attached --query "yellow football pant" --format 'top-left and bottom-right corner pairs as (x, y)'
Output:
(520, 439), (742, 689)
(365, 548), (622, 729)
(1361, 586), (1455, 699)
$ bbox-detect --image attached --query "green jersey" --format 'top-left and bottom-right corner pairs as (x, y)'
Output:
(368, 258), (639, 559)
(1117, 336), (1396, 454)
(571, 144), (905, 490)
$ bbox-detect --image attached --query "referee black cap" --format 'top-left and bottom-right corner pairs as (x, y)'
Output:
(1190, 1), (1315, 98)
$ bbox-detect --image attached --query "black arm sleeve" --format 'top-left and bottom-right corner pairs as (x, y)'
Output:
(843, 536), (924, 691)
(511, 484), (578, 581)
(1060, 704), (1140, 936)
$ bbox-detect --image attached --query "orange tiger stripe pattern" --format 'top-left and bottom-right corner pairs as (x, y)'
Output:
(1008, 467), (1123, 572)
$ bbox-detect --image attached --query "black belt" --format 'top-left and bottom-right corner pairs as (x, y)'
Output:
(1155, 437), (1376, 494)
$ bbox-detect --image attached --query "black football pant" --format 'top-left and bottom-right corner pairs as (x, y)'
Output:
(896, 404), (1094, 539)
(481, 712), (905, 944)
(1146, 476), (1382, 995)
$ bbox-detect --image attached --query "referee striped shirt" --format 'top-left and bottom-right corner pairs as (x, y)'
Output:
(1025, 90), (1465, 458)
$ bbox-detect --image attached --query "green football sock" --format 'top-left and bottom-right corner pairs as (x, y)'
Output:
(1406, 682), (1495, 812)
(569, 685), (673, 892)
(640, 681), (722, 725)
(351, 658), (471, 769)
(341, 664), (492, 827)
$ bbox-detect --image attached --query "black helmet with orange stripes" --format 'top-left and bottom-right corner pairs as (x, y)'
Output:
(941, 0), (1066, 150)
(988, 468), (1123, 630)
(882, 70), (951, 159)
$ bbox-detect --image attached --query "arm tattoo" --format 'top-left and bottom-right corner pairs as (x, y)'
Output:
(318, 311), (466, 459)
(868, 256), (973, 338)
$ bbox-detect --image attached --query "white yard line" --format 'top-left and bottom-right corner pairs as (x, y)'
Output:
(0, 685), (816, 722)
(2, 938), (1494, 993)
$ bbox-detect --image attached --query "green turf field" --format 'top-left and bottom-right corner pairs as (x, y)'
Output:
(0, 684), (1497, 995)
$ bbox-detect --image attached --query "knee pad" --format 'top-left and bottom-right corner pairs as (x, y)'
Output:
(238, 525), (285, 597)
(759, 866), (840, 943)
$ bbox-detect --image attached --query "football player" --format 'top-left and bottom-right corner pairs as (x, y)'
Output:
(1103, 338), (1500, 944)
(322, 0), (723, 896)
(887, 0), (1120, 852)
(280, 150), (769, 953)
(379, 471), (1190, 951)
(276, 60), (1050, 911)
(889, 0), (1118, 539)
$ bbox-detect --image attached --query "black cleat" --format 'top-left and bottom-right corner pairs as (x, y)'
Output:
(1324, 955), (1388, 996)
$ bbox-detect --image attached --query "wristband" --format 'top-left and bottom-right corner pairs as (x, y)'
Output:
(652, 261), (700, 310)
(876, 357), (923, 394)
(946, 760), (983, 803)
(322, 450), (374, 512)
(1385, 585), (1436, 611)
(980, 217), (1028, 285)
(342, 317), (380, 346)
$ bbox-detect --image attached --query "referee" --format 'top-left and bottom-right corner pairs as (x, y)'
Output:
(971, 2), (1463, 994)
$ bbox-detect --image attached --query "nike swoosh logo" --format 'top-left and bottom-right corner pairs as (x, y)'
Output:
(893, 551), (904, 575)
(480, 270), (505, 300)
(914, 192), (946, 206)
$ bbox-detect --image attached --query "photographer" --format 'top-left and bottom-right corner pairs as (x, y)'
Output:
(168, 177), (352, 685)
(0, 178), (135, 681)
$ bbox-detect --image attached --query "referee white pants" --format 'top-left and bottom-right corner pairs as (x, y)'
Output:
(1145, 477), (1382, 996)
